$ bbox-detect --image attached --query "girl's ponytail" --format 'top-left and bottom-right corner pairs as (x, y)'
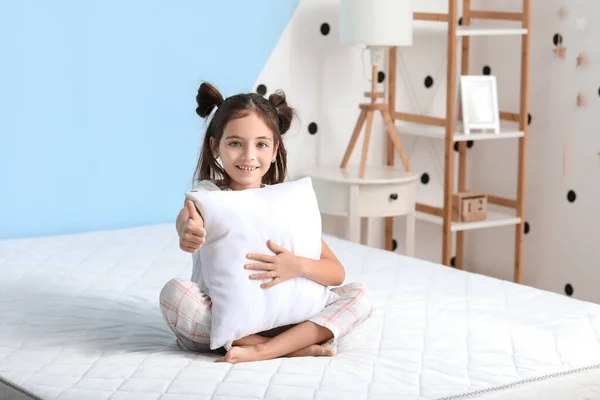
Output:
(196, 82), (224, 118)
(268, 90), (294, 135)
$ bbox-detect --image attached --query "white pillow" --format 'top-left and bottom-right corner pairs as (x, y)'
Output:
(184, 177), (339, 350)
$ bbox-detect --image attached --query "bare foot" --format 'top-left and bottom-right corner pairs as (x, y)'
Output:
(286, 344), (335, 358)
(215, 345), (261, 364)
(215, 344), (335, 364)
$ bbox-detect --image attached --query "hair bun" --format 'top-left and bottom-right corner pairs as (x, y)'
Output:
(196, 82), (224, 118)
(268, 90), (294, 135)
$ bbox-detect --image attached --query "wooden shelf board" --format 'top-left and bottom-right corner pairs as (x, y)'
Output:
(395, 121), (524, 142)
(456, 26), (528, 37)
(413, 21), (527, 37)
(415, 210), (521, 232)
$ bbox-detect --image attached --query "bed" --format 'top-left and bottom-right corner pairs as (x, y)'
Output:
(1, 223), (600, 400)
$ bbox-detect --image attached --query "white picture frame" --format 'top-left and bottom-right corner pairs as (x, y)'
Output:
(460, 75), (500, 135)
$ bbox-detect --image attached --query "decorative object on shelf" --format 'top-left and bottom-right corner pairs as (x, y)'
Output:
(452, 192), (488, 222)
(553, 45), (567, 59)
(576, 93), (586, 108)
(339, 0), (413, 178)
(557, 6), (568, 20)
(576, 52), (588, 68)
(459, 76), (500, 135)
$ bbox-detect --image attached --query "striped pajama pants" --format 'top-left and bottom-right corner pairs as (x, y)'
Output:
(159, 278), (374, 353)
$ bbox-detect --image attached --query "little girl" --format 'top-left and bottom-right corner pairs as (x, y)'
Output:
(159, 81), (373, 364)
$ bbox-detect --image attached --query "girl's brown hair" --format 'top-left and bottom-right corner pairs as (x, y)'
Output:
(192, 81), (296, 189)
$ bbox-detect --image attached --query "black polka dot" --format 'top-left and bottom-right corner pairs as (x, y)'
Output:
(392, 239), (397, 251)
(420, 173), (430, 184)
(565, 283), (573, 296)
(553, 33), (563, 46)
(450, 257), (456, 267)
(320, 23), (330, 36)
(598, 86), (600, 97)
(454, 142), (473, 152)
(567, 190), (576, 202)
(524, 221), (530, 234)
(483, 66), (491, 75)
(378, 71), (385, 83)
(308, 122), (318, 135)
(528, 113), (532, 126)
(256, 84), (267, 96)
(424, 76), (434, 88)
(458, 17), (463, 26)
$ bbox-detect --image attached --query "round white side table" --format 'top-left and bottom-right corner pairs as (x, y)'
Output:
(304, 165), (418, 256)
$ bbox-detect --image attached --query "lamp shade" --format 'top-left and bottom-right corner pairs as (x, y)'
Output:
(340, 0), (413, 47)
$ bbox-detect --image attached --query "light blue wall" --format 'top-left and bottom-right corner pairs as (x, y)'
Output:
(0, 0), (299, 239)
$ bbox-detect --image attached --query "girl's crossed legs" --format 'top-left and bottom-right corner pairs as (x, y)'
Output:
(159, 278), (373, 363)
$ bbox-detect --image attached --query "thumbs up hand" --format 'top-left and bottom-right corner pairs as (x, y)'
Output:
(177, 200), (207, 253)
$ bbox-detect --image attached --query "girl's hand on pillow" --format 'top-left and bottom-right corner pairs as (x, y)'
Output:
(179, 200), (206, 253)
(245, 240), (304, 289)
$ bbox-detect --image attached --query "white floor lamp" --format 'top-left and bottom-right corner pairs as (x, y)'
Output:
(339, 0), (414, 177)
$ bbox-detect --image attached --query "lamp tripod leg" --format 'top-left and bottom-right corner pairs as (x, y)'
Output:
(341, 109), (368, 168)
(359, 110), (375, 178)
(380, 109), (411, 172)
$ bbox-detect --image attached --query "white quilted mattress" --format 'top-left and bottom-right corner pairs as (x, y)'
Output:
(1, 223), (600, 400)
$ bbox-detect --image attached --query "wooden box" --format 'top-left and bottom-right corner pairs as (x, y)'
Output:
(452, 192), (487, 222)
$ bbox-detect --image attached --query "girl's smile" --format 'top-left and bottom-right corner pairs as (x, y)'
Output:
(236, 165), (259, 174)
